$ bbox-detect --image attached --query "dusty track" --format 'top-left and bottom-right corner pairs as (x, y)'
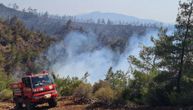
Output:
(0, 98), (192, 110)
(0, 98), (87, 110)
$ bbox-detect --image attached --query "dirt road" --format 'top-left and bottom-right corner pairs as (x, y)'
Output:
(0, 98), (191, 110)
(0, 98), (87, 110)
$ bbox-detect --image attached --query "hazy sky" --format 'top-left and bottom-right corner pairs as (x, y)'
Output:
(0, 0), (184, 23)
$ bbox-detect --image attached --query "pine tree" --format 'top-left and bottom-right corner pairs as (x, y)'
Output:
(129, 0), (193, 92)
(175, 0), (193, 92)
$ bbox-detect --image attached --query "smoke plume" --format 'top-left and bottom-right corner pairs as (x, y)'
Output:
(46, 30), (159, 83)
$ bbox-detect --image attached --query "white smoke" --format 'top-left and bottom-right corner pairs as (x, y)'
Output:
(46, 30), (159, 83)
(113, 30), (159, 70)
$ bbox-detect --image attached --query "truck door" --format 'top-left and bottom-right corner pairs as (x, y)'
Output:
(22, 77), (32, 98)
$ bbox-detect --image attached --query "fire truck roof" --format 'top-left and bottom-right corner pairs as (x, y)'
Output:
(24, 70), (49, 77)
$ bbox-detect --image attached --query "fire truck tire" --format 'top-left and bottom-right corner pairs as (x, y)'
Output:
(26, 101), (35, 110)
(15, 102), (22, 110)
(48, 98), (57, 107)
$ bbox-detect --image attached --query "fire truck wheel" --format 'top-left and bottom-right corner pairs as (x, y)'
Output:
(26, 101), (35, 110)
(48, 98), (57, 107)
(15, 102), (22, 110)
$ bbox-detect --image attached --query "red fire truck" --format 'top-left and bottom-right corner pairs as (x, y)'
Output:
(10, 71), (58, 110)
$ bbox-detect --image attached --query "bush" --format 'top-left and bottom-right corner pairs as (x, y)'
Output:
(124, 70), (152, 105)
(73, 83), (92, 98)
(167, 77), (193, 106)
(0, 71), (14, 101)
(93, 80), (110, 93)
(0, 89), (13, 100)
(145, 72), (177, 106)
(168, 91), (193, 106)
(94, 86), (115, 105)
(146, 85), (170, 106)
(0, 72), (14, 91)
(55, 76), (82, 96)
(73, 83), (92, 104)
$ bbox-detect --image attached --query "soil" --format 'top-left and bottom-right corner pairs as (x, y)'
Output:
(0, 97), (88, 110)
(0, 97), (192, 110)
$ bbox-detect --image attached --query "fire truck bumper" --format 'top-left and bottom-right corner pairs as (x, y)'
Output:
(31, 90), (58, 103)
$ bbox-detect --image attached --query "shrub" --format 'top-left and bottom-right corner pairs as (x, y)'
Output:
(0, 71), (14, 101)
(93, 80), (110, 93)
(0, 89), (13, 100)
(146, 85), (170, 106)
(94, 86), (115, 105)
(0, 72), (14, 91)
(105, 69), (128, 90)
(168, 91), (193, 106)
(73, 83), (92, 98)
(55, 76), (82, 96)
(73, 83), (92, 104)
(145, 72), (177, 106)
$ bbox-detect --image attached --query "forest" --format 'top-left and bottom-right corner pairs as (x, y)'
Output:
(0, 0), (193, 110)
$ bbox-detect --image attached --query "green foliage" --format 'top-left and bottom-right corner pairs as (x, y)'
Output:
(144, 74), (193, 106)
(105, 67), (128, 91)
(126, 0), (193, 106)
(0, 69), (14, 100)
(0, 72), (14, 91)
(128, 45), (156, 72)
(0, 89), (13, 100)
(0, 17), (54, 76)
(123, 69), (158, 104)
(55, 76), (82, 96)
(168, 91), (193, 106)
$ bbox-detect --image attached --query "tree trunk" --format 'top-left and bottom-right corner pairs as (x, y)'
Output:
(177, 1), (193, 92)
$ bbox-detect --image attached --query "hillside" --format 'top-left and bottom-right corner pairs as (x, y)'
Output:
(0, 3), (67, 35)
(0, 17), (54, 77)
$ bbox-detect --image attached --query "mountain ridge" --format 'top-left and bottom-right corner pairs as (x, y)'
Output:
(0, 3), (173, 27)
(76, 11), (166, 25)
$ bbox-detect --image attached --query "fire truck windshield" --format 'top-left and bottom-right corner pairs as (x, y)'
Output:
(32, 75), (53, 88)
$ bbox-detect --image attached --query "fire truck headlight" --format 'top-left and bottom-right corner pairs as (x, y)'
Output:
(49, 85), (53, 90)
(33, 89), (37, 92)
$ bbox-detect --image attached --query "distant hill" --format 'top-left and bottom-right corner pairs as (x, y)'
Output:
(0, 3), (66, 35)
(76, 11), (165, 26)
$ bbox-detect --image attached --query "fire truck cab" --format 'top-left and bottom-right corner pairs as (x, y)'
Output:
(10, 71), (58, 110)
